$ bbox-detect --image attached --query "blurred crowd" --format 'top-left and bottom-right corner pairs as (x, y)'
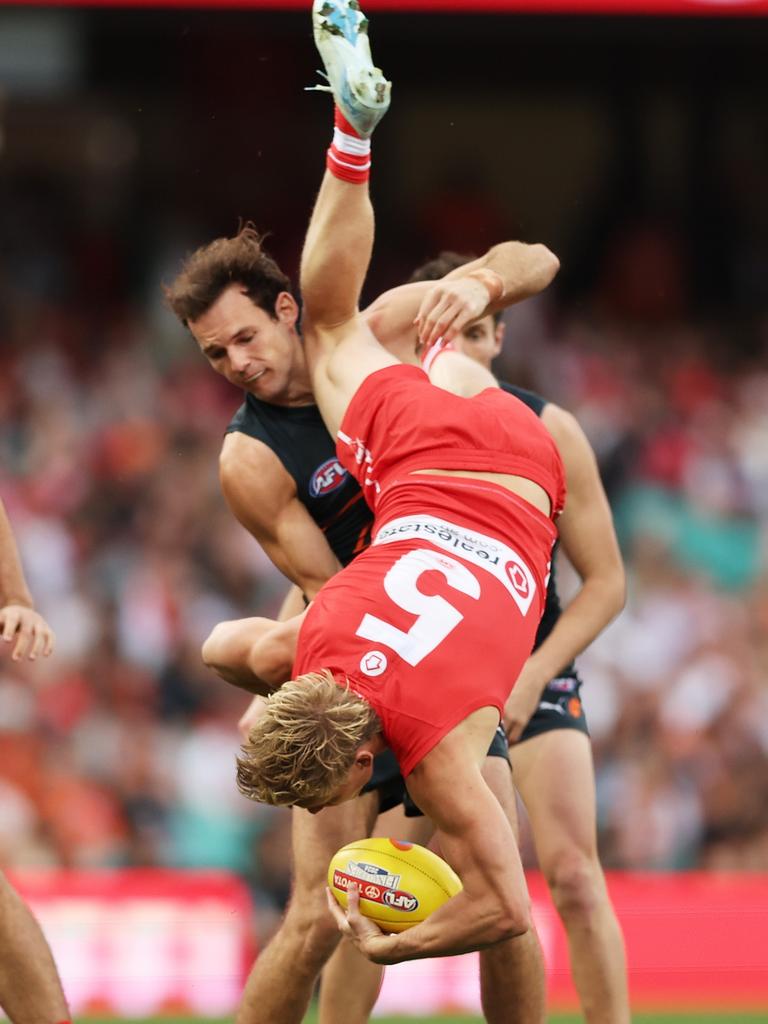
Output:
(0, 182), (766, 947)
(498, 282), (768, 875)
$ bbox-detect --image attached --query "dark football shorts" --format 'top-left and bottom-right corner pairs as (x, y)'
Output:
(364, 725), (510, 818)
(364, 676), (589, 817)
(516, 673), (590, 743)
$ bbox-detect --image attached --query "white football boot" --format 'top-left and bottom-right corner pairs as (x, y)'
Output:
(309, 0), (391, 138)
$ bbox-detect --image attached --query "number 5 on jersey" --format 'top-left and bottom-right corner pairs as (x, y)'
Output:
(355, 548), (480, 667)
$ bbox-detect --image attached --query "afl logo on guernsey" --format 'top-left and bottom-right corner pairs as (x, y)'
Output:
(310, 458), (348, 497)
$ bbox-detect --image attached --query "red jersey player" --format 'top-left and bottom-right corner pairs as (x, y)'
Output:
(205, 0), (565, 964)
(291, 364), (564, 781)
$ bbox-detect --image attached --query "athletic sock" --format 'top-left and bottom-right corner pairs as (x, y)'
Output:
(327, 107), (371, 184)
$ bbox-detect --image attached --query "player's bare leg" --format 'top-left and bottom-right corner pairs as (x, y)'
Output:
(317, 802), (429, 1024)
(300, 170), (374, 331)
(300, 0), (399, 438)
(236, 794), (380, 1024)
(512, 730), (630, 1024)
(477, 755), (546, 1024)
(0, 872), (70, 1024)
(318, 938), (383, 1024)
(301, 0), (389, 328)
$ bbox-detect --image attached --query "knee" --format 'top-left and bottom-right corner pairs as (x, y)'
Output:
(200, 621), (229, 668)
(545, 853), (605, 921)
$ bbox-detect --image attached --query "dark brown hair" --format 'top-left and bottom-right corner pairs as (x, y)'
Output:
(408, 250), (478, 284)
(165, 225), (293, 326)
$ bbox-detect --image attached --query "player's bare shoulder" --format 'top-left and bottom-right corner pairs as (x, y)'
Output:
(219, 431), (297, 518)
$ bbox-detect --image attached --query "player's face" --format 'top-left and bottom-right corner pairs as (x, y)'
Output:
(305, 749), (375, 815)
(190, 284), (309, 405)
(451, 315), (504, 371)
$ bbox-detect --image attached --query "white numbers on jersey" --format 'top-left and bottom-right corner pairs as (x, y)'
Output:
(355, 548), (481, 667)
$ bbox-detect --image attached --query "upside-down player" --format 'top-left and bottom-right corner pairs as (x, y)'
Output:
(205, 0), (566, 965)
(167, 15), (558, 1024)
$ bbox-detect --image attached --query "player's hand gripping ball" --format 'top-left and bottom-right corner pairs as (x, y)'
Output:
(328, 837), (462, 932)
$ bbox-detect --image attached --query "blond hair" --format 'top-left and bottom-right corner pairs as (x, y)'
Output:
(236, 670), (380, 808)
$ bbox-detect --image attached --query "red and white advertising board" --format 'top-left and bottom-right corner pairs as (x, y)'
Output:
(376, 872), (768, 1015)
(11, 869), (254, 1016)
(10, 869), (768, 1015)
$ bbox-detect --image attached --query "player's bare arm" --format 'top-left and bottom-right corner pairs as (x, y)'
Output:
(328, 709), (531, 963)
(237, 585), (308, 741)
(503, 403), (626, 741)
(203, 613), (303, 695)
(0, 499), (55, 661)
(363, 240), (560, 355)
(220, 431), (342, 599)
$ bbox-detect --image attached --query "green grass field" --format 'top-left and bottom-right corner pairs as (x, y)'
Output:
(84, 1014), (768, 1024)
(302, 1016), (766, 1024)
(298, 1015), (767, 1024)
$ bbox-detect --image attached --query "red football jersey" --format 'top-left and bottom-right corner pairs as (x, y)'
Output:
(293, 478), (557, 776)
(293, 364), (565, 775)
(336, 364), (566, 518)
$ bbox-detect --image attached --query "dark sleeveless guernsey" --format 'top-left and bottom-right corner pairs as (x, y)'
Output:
(500, 382), (573, 674)
(226, 393), (373, 567)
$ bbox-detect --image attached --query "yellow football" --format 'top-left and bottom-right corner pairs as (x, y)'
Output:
(328, 837), (463, 932)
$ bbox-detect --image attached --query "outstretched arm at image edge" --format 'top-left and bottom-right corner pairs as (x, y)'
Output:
(0, 499), (55, 660)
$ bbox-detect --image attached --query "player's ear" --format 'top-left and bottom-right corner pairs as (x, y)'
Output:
(493, 321), (505, 357)
(274, 291), (300, 328)
(355, 749), (375, 771)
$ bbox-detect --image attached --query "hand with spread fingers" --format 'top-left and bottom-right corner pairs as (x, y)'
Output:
(503, 658), (547, 743)
(0, 603), (55, 662)
(1, 500), (56, 663)
(325, 884), (400, 965)
(414, 275), (496, 352)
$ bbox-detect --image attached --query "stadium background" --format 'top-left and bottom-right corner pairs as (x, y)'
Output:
(0, 0), (766, 1018)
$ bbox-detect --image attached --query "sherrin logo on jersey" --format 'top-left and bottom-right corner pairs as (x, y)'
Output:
(309, 457), (348, 497)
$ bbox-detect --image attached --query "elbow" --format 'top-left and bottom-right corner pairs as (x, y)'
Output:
(492, 905), (532, 944)
(535, 243), (560, 287)
(590, 565), (627, 623)
(247, 628), (294, 687)
(201, 621), (231, 672)
(609, 566), (628, 618)
(480, 894), (532, 945)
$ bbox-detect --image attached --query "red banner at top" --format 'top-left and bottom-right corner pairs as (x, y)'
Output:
(7, 0), (768, 14)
